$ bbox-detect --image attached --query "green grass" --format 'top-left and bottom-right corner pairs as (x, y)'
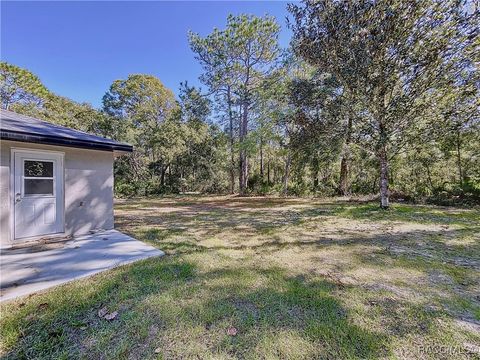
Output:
(1, 196), (479, 359)
(333, 203), (480, 226)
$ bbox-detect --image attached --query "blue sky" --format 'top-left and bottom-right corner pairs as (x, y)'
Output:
(1, 1), (292, 108)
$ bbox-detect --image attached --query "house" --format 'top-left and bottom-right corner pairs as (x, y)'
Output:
(0, 109), (133, 249)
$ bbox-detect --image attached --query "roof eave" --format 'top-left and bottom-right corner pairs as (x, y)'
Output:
(0, 130), (133, 153)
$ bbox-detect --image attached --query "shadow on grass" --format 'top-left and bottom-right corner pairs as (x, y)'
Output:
(116, 199), (479, 247)
(146, 226), (480, 268)
(325, 203), (480, 226)
(177, 271), (388, 359)
(1, 259), (390, 359)
(116, 224), (480, 331)
(117, 195), (315, 210)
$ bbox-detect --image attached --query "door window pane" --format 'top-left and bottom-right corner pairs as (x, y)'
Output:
(24, 161), (53, 177)
(24, 179), (54, 195)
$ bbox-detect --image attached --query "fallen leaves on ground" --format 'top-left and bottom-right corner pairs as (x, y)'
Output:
(97, 307), (108, 318)
(37, 303), (49, 310)
(104, 311), (118, 320)
(97, 306), (118, 320)
(227, 326), (238, 336)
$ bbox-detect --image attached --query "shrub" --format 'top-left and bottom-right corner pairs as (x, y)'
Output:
(115, 181), (139, 198)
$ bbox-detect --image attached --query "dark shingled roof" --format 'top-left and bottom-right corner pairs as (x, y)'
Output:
(0, 109), (132, 153)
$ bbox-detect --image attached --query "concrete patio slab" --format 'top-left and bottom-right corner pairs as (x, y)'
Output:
(0, 230), (164, 302)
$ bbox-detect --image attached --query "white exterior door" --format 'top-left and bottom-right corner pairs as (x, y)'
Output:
(13, 150), (64, 240)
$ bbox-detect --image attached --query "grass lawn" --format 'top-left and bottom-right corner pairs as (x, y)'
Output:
(1, 196), (479, 359)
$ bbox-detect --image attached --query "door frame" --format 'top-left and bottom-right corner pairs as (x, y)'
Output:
(10, 147), (66, 242)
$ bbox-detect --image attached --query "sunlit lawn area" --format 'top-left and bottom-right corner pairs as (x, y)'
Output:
(1, 196), (479, 359)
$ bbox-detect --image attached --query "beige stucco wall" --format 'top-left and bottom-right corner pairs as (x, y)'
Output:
(0, 140), (115, 248)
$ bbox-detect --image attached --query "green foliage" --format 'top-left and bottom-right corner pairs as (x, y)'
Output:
(288, 0), (479, 206)
(2, 5), (478, 204)
(114, 181), (140, 198)
(0, 62), (49, 110)
(190, 14), (281, 194)
(1, 62), (111, 135)
(103, 77), (229, 196)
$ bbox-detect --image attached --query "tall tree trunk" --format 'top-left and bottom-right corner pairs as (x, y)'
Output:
(339, 157), (349, 195)
(283, 152), (291, 196)
(259, 136), (264, 180)
(239, 102), (249, 195)
(376, 116), (390, 209)
(267, 159), (271, 185)
(239, 62), (251, 196)
(338, 115), (352, 195)
(426, 163), (434, 191)
(161, 165), (166, 187)
(379, 147), (389, 209)
(227, 87), (235, 194)
(456, 128), (463, 187)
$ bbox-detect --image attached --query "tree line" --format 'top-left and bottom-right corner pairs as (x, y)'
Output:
(1, 0), (478, 208)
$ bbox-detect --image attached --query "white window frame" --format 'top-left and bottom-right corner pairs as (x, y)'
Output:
(22, 158), (56, 198)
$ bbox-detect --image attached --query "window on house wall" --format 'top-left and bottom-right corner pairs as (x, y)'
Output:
(23, 160), (54, 195)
